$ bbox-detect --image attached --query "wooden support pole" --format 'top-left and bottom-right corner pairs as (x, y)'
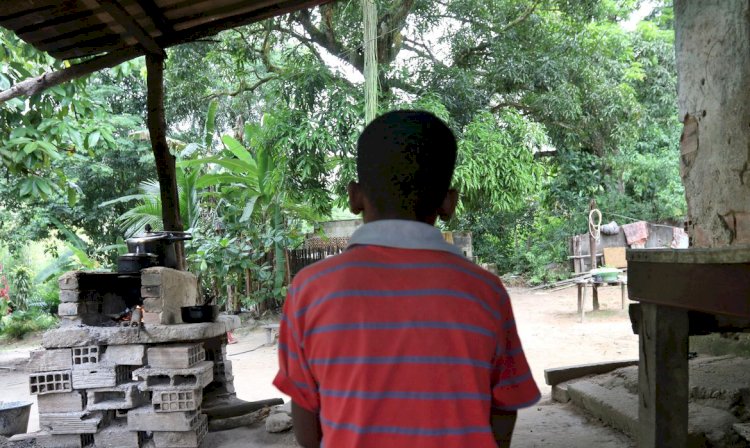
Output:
(638, 303), (689, 448)
(145, 53), (185, 270)
(589, 199), (600, 310)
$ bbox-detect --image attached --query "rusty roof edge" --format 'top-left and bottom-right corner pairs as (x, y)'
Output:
(0, 0), (332, 103)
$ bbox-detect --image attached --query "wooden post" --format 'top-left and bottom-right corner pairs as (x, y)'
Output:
(362, 0), (378, 124)
(638, 303), (689, 448)
(146, 53), (185, 270)
(589, 199), (600, 310)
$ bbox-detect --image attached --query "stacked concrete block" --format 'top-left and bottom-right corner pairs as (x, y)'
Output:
(140, 267), (198, 324)
(136, 361), (213, 390)
(37, 391), (87, 413)
(130, 343), (211, 447)
(152, 389), (202, 412)
(127, 407), (201, 432)
(71, 346), (137, 389)
(26, 270), (239, 448)
(94, 419), (146, 448)
(147, 344), (206, 369)
(203, 336), (235, 398)
(151, 413), (208, 448)
(25, 432), (95, 448)
(28, 348), (74, 395)
(27, 330), (149, 446)
(87, 383), (149, 411)
(102, 344), (147, 366)
(40, 411), (106, 434)
(29, 370), (73, 394)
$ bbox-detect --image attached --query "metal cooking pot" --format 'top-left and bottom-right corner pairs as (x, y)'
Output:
(117, 252), (159, 273)
(125, 225), (192, 269)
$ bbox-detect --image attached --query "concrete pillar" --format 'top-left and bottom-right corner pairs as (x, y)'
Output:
(676, 0), (750, 247)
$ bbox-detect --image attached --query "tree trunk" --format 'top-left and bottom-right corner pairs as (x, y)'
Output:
(362, 0), (378, 124)
(675, 1), (750, 247)
(146, 54), (186, 269)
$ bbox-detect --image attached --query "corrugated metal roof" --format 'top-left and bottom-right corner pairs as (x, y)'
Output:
(1, 0), (330, 60)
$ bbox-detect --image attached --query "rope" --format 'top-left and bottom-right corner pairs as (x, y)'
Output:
(588, 208), (602, 241)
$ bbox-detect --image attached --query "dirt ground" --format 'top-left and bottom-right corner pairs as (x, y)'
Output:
(0, 285), (638, 447)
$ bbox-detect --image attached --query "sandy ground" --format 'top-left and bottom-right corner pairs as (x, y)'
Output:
(0, 285), (638, 447)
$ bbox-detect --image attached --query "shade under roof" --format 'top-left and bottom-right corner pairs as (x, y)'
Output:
(1, 0), (330, 61)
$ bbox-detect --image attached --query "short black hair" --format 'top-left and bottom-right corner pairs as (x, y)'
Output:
(357, 110), (457, 220)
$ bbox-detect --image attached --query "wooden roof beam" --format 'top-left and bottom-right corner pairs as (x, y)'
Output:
(159, 0), (329, 46)
(95, 0), (165, 57)
(134, 0), (176, 35)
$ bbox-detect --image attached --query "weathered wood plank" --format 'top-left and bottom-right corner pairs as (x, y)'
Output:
(628, 261), (750, 318)
(544, 360), (639, 386)
(627, 246), (750, 264)
(638, 303), (689, 448)
(96, 0), (164, 56)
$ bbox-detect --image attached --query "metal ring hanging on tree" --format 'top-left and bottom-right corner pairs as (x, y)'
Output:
(589, 208), (602, 241)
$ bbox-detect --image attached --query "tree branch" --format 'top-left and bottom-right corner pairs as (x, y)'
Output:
(376, 0), (415, 64)
(295, 9), (364, 72)
(402, 37), (447, 68)
(201, 76), (278, 101)
(453, 0), (543, 68)
(0, 47), (142, 104)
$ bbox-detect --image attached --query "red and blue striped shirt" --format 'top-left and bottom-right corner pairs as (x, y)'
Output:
(274, 220), (540, 447)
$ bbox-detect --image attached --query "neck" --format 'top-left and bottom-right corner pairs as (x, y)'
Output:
(363, 209), (438, 226)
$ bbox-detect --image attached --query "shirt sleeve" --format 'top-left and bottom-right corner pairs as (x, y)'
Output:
(272, 288), (320, 413)
(490, 289), (541, 411)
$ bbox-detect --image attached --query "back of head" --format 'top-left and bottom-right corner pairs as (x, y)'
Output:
(357, 110), (457, 221)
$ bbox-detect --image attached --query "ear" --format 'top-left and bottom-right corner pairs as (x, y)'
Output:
(437, 189), (458, 222)
(347, 181), (365, 215)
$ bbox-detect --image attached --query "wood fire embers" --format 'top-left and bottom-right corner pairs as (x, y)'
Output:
(57, 271), (140, 327)
(134, 361), (214, 391)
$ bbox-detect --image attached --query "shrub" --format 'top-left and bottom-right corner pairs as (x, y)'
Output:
(0, 309), (58, 340)
(10, 265), (34, 310)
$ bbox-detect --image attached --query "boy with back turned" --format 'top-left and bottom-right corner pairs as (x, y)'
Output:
(274, 110), (540, 447)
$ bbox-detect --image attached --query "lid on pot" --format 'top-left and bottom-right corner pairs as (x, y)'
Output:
(126, 224), (192, 245)
(119, 252), (159, 260)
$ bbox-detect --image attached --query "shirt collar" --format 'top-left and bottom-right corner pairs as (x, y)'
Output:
(347, 219), (465, 257)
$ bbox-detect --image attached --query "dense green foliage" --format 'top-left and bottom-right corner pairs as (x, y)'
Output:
(0, 0), (684, 318)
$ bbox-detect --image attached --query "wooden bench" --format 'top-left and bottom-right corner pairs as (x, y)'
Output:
(261, 324), (280, 345)
(576, 278), (627, 323)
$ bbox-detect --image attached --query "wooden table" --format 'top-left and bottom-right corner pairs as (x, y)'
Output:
(576, 278), (627, 323)
(627, 247), (750, 448)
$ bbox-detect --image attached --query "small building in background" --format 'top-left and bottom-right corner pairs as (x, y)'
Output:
(289, 219), (473, 277)
(569, 221), (688, 273)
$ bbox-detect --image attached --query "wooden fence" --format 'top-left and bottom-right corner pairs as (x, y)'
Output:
(288, 247), (346, 277)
